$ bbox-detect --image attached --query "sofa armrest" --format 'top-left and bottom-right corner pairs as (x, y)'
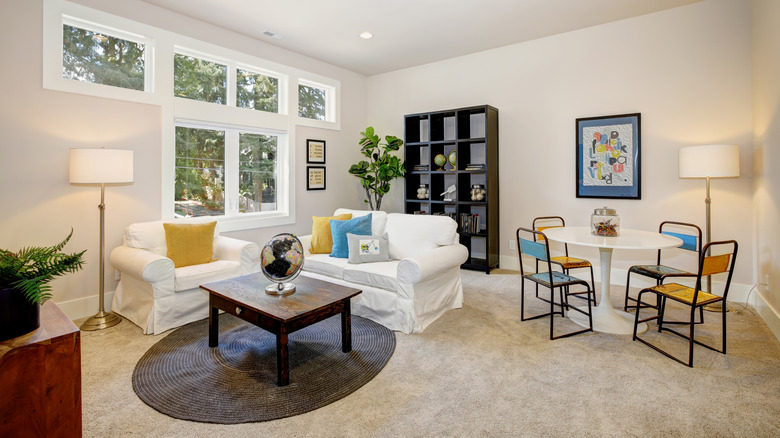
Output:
(109, 246), (174, 284)
(297, 234), (312, 254)
(397, 243), (469, 284)
(214, 236), (261, 274)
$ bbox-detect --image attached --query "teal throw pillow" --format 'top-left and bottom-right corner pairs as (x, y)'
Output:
(330, 213), (372, 258)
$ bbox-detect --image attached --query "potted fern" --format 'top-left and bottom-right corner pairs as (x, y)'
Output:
(348, 126), (406, 211)
(0, 229), (85, 341)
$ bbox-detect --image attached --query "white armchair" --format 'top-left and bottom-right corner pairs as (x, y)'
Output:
(110, 218), (260, 334)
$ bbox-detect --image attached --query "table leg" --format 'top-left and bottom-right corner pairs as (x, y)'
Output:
(568, 247), (648, 334)
(341, 300), (352, 353)
(208, 300), (219, 348)
(276, 330), (289, 386)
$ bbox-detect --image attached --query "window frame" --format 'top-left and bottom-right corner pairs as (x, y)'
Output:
(43, 0), (343, 231)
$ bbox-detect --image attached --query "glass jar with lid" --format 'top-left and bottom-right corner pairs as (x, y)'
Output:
(591, 207), (620, 236)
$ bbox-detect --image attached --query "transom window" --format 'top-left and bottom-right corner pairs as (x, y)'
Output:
(62, 23), (146, 91)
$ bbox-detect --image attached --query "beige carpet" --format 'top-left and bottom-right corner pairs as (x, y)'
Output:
(79, 270), (780, 437)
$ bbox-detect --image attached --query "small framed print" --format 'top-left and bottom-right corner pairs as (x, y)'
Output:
(307, 166), (326, 190)
(306, 139), (326, 164)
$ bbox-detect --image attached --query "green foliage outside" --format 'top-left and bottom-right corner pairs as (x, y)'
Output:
(238, 133), (277, 213)
(348, 127), (405, 211)
(62, 24), (145, 90)
(298, 84), (326, 120)
(237, 69), (278, 113)
(174, 54), (227, 104)
(0, 229), (86, 305)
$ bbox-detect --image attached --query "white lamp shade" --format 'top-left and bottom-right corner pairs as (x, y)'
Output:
(69, 149), (134, 184)
(679, 144), (740, 178)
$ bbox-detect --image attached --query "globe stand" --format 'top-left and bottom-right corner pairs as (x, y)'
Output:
(265, 282), (296, 296)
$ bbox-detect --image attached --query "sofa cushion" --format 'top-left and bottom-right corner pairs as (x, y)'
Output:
(302, 253), (350, 278)
(163, 221), (217, 268)
(334, 209), (387, 235)
(310, 214), (352, 254)
(173, 260), (241, 292)
(347, 233), (391, 264)
(125, 217), (220, 256)
(343, 261), (401, 292)
(384, 213), (458, 260)
(330, 214), (372, 258)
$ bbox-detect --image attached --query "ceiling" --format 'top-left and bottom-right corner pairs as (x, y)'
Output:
(141, 0), (705, 76)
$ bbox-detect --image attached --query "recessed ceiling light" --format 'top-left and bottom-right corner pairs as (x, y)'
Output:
(359, 31), (373, 39)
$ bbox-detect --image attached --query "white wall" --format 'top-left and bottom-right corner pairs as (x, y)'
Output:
(751, 0), (780, 338)
(0, 0), (368, 317)
(367, 0), (754, 291)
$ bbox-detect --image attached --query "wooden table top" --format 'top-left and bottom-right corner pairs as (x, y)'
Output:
(200, 274), (362, 322)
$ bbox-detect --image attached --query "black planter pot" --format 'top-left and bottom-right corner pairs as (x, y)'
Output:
(0, 287), (41, 342)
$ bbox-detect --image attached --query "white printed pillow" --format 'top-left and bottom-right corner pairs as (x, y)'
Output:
(347, 233), (391, 264)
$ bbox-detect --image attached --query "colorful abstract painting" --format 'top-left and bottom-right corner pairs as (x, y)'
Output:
(576, 114), (641, 199)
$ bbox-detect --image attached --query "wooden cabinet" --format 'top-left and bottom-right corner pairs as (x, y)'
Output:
(404, 105), (499, 273)
(0, 301), (82, 437)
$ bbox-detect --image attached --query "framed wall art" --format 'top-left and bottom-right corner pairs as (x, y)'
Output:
(576, 113), (641, 199)
(306, 139), (326, 164)
(307, 166), (326, 190)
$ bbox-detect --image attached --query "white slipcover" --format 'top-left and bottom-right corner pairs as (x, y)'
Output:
(299, 209), (468, 333)
(110, 218), (261, 334)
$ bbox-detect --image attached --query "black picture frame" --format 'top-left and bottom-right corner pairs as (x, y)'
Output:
(576, 113), (641, 199)
(306, 166), (326, 190)
(306, 139), (326, 164)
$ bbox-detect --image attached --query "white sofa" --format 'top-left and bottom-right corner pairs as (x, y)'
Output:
(109, 218), (261, 334)
(299, 208), (469, 334)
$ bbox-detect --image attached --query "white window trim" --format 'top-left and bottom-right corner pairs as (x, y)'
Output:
(43, 0), (343, 231)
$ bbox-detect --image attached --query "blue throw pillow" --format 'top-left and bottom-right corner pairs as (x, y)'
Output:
(330, 213), (372, 258)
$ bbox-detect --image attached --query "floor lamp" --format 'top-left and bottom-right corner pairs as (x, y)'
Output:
(70, 148), (134, 330)
(678, 144), (740, 311)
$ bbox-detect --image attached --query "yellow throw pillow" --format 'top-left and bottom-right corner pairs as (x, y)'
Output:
(163, 221), (217, 268)
(310, 214), (352, 254)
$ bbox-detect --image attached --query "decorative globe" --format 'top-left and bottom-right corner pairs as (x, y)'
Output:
(260, 233), (304, 295)
(434, 154), (447, 170)
(448, 151), (457, 169)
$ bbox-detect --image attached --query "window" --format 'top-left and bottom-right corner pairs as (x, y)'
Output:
(62, 23), (145, 91)
(175, 124), (281, 219)
(174, 53), (227, 104)
(175, 126), (225, 217)
(298, 83), (326, 120)
(44, 0), (342, 230)
(237, 69), (279, 113)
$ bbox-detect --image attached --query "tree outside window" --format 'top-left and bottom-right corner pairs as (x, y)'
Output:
(62, 24), (145, 91)
(298, 84), (326, 120)
(175, 126), (225, 217)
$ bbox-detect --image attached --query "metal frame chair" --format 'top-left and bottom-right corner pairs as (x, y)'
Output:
(532, 216), (596, 304)
(632, 240), (738, 367)
(516, 227), (595, 340)
(624, 221), (703, 319)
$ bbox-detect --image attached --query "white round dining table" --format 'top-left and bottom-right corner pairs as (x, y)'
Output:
(541, 226), (683, 334)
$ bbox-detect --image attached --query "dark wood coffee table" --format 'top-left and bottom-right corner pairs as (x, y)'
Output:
(200, 273), (362, 386)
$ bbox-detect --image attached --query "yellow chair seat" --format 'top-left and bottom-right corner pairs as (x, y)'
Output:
(650, 283), (721, 306)
(550, 256), (591, 269)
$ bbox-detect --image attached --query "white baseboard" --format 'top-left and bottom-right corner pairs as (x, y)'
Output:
(55, 290), (115, 321)
(498, 255), (775, 339)
(751, 289), (780, 343)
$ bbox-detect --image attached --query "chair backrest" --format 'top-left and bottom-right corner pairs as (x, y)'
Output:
(658, 221), (702, 264)
(693, 240), (738, 301)
(532, 216), (569, 256)
(516, 227), (554, 281)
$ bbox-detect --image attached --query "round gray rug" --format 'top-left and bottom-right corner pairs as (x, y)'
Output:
(132, 313), (395, 423)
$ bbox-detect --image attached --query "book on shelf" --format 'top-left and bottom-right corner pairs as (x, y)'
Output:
(458, 213), (481, 234)
(465, 163), (485, 171)
(433, 212), (457, 221)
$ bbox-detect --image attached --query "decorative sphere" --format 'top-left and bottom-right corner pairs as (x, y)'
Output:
(261, 233), (304, 294)
(448, 151), (457, 167)
(434, 154), (447, 169)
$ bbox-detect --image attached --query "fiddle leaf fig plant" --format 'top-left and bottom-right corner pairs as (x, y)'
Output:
(348, 126), (406, 211)
(0, 229), (86, 305)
